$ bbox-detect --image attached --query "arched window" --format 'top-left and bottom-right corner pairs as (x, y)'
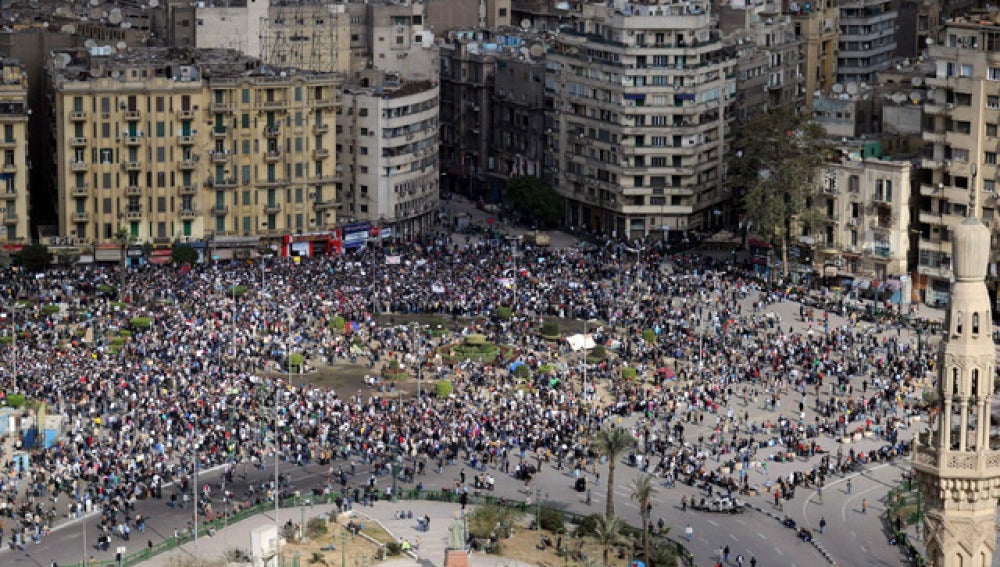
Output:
(954, 367), (960, 396)
(956, 312), (963, 335)
(973, 313), (980, 335)
(973, 369), (979, 399)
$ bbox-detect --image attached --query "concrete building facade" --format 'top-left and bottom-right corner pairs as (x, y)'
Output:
(917, 16), (1000, 305)
(488, 53), (548, 193)
(426, 0), (512, 34)
(548, 0), (736, 237)
(0, 60), (30, 245)
(336, 77), (439, 238)
(49, 48), (339, 246)
(813, 155), (912, 281)
(836, 0), (897, 84)
(784, 0), (839, 110)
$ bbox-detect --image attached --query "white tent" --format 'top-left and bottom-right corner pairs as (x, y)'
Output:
(565, 333), (597, 352)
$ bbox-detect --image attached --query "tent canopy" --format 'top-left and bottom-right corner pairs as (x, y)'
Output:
(566, 333), (597, 352)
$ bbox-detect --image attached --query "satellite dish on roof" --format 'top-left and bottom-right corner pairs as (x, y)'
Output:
(116, 41), (127, 51)
(111, 70), (121, 79)
(831, 83), (844, 93)
(84, 39), (97, 48)
(911, 76), (923, 87)
(846, 82), (858, 95)
(53, 52), (71, 69)
(926, 37), (934, 46)
(148, 0), (159, 7)
(121, 21), (131, 29)
(89, 0), (98, 5)
(529, 44), (544, 58)
(108, 8), (123, 24)
(61, 24), (75, 34)
(891, 93), (906, 104)
(555, 1), (570, 9)
(520, 18), (530, 29)
(910, 91), (923, 102)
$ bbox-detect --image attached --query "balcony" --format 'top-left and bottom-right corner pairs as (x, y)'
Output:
(209, 101), (235, 113)
(924, 130), (946, 144)
(179, 159), (196, 170)
(313, 96), (337, 109)
(71, 137), (87, 147)
(313, 123), (330, 134)
(70, 185), (88, 197)
(2, 162), (16, 174)
(264, 125), (281, 138)
(211, 205), (229, 215)
(212, 178), (238, 189)
(312, 148), (330, 160)
(0, 191), (15, 201)
(265, 150), (282, 163)
(69, 110), (87, 121)
(70, 161), (88, 172)
(258, 178), (286, 188)
(124, 161), (142, 171)
(314, 200), (336, 210)
(179, 208), (198, 219)
(264, 203), (281, 214)
(921, 157), (945, 170)
(212, 126), (229, 138)
(259, 98), (285, 110)
(3, 214), (17, 225)
(210, 152), (229, 165)
(179, 184), (197, 195)
(124, 135), (142, 146)
(125, 185), (141, 195)
(124, 110), (141, 121)
(71, 211), (89, 222)
(177, 109), (196, 120)
(125, 209), (142, 220)
(825, 213), (840, 223)
(178, 135), (195, 145)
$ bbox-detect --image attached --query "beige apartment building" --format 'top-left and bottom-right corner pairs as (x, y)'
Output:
(548, 0), (736, 237)
(785, 0), (839, 110)
(918, 15), (1000, 305)
(337, 74), (439, 239)
(0, 60), (29, 245)
(813, 155), (912, 282)
(50, 47), (339, 246)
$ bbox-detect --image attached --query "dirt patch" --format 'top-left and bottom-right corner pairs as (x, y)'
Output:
(279, 516), (393, 566)
(497, 527), (634, 567)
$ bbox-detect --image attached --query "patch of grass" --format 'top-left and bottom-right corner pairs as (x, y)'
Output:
(5, 394), (26, 408)
(130, 316), (152, 330)
(229, 285), (249, 298)
(436, 380), (452, 398)
(642, 329), (657, 344)
(41, 305), (60, 315)
(96, 284), (115, 295)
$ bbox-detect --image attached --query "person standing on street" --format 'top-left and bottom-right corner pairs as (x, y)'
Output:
(685, 524), (693, 542)
(819, 517), (826, 534)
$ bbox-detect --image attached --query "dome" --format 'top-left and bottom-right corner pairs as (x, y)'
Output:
(952, 217), (991, 282)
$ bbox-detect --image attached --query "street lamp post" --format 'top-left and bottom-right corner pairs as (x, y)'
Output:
(535, 486), (542, 531)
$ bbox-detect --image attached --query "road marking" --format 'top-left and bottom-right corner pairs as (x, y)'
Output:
(698, 537), (709, 544)
(775, 547), (784, 556)
(707, 519), (719, 527)
(736, 518), (746, 526)
(757, 532), (767, 540)
(861, 545), (868, 553)
(729, 533), (738, 541)
(851, 531), (857, 538)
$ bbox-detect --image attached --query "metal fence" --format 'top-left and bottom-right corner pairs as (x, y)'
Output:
(885, 483), (925, 567)
(58, 488), (694, 567)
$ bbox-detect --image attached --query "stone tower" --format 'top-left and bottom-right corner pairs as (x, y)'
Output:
(914, 217), (1000, 567)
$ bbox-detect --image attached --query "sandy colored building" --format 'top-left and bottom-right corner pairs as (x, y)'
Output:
(0, 60), (29, 244)
(49, 47), (339, 246)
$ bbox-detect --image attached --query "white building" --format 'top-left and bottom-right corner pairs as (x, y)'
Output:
(337, 76), (439, 239)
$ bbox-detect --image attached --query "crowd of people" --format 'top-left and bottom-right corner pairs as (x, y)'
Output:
(0, 226), (937, 554)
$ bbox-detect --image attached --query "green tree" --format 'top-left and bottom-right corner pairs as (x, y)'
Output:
(171, 243), (199, 264)
(729, 110), (833, 278)
(504, 176), (564, 227)
(630, 474), (657, 566)
(593, 426), (636, 518)
(592, 514), (626, 565)
(17, 244), (51, 271)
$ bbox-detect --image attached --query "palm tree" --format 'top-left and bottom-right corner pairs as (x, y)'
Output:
(630, 473), (657, 566)
(593, 514), (625, 565)
(593, 425), (636, 518)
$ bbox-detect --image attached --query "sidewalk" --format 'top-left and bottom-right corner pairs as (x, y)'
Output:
(137, 499), (539, 567)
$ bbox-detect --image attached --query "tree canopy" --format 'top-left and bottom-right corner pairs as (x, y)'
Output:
(171, 243), (199, 265)
(729, 110), (834, 276)
(504, 175), (564, 227)
(17, 244), (51, 272)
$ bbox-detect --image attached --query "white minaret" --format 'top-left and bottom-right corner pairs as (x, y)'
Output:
(914, 216), (1000, 567)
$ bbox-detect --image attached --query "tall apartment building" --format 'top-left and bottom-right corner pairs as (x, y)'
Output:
(427, 0), (512, 33)
(918, 15), (1000, 306)
(813, 154), (912, 282)
(719, 2), (800, 124)
(336, 74), (439, 238)
(785, 0), (838, 109)
(49, 47), (339, 246)
(0, 60), (29, 244)
(439, 32), (498, 199)
(489, 52), (548, 193)
(345, 1), (439, 83)
(836, 0), (897, 84)
(548, 0), (736, 237)
(260, 1), (351, 75)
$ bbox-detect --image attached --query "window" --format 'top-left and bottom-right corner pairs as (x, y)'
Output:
(242, 89), (251, 104)
(988, 96), (999, 109)
(987, 152), (998, 165)
(990, 67), (1000, 81)
(155, 122), (165, 137)
(499, 8), (507, 16)
(242, 114), (250, 129)
(973, 312), (980, 334)
(989, 123), (998, 137)
(651, 136), (667, 147)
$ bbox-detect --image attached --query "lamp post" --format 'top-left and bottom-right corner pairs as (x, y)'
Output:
(534, 486), (542, 531)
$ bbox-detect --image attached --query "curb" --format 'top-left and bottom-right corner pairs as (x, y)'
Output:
(748, 504), (835, 564)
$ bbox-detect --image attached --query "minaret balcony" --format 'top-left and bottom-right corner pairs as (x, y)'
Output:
(913, 446), (1000, 478)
